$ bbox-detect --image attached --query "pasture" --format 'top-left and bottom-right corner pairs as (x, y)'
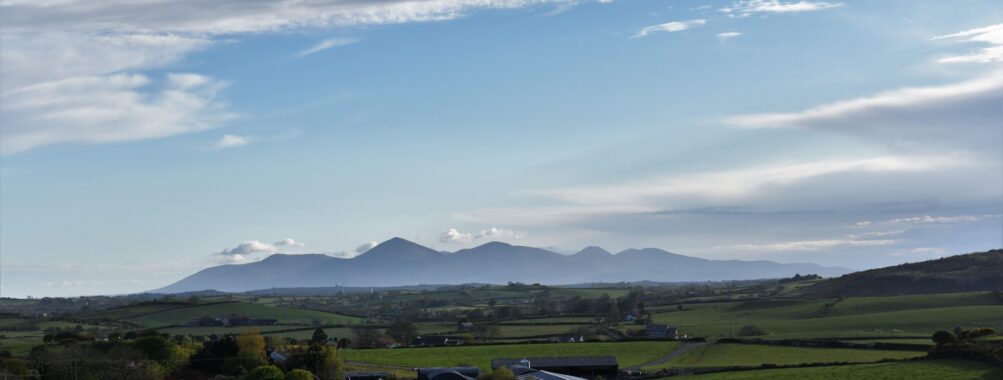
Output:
(649, 343), (925, 369)
(669, 359), (1003, 380)
(650, 292), (1003, 339)
(121, 301), (362, 328)
(343, 341), (680, 370)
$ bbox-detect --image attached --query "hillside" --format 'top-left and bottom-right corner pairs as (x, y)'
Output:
(153, 238), (848, 293)
(82, 301), (362, 328)
(798, 249), (1003, 297)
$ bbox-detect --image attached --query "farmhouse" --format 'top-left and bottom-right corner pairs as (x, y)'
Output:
(411, 336), (463, 347)
(492, 356), (618, 379)
(458, 321), (475, 331)
(417, 367), (480, 380)
(645, 324), (677, 339)
(347, 371), (392, 380)
(508, 365), (588, 380)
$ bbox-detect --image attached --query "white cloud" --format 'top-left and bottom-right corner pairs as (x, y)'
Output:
(439, 228), (475, 244)
(297, 37), (359, 57)
(213, 134), (250, 149)
(724, 74), (1003, 151)
(720, 0), (843, 16)
(274, 238), (305, 247)
(214, 238), (305, 263)
(1, 73), (234, 154)
(866, 214), (1001, 226)
(633, 19), (706, 38)
(718, 238), (897, 252)
(355, 241), (378, 254)
(439, 227), (526, 243)
(717, 32), (742, 41)
(845, 229), (905, 239)
(529, 155), (961, 209)
(932, 23), (1003, 64)
(0, 0), (604, 154)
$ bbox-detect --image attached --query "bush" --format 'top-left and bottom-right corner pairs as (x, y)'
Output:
(244, 365), (285, 380)
(735, 325), (769, 337)
(286, 369), (315, 380)
(479, 367), (516, 380)
(932, 330), (955, 345)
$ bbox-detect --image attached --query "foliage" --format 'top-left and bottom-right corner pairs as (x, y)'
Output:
(244, 365), (285, 380)
(932, 330), (955, 345)
(385, 319), (418, 344)
(286, 369), (315, 380)
(666, 359), (1003, 380)
(479, 367), (515, 380)
(311, 328), (328, 345)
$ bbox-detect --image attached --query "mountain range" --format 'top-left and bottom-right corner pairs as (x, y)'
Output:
(154, 238), (850, 293)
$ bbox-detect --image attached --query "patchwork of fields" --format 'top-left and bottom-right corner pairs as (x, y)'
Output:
(651, 292), (1003, 339)
(343, 341), (681, 370)
(665, 359), (1003, 380)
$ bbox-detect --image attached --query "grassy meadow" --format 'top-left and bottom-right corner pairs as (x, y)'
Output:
(343, 341), (681, 370)
(666, 359), (1003, 380)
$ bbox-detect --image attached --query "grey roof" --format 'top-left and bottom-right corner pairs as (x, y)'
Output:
(509, 366), (588, 380)
(492, 356), (618, 369)
(417, 368), (480, 380)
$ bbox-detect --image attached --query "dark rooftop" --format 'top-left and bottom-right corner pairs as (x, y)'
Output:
(492, 356), (618, 369)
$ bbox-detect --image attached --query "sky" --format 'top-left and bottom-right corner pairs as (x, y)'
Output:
(1, 0), (1001, 298)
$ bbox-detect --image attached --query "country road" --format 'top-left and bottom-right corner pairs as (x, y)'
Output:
(630, 341), (707, 369)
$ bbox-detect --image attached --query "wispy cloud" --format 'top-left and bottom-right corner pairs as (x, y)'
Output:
(213, 134), (250, 149)
(633, 19), (706, 38)
(0, 0), (608, 154)
(931, 23), (1003, 64)
(717, 238), (897, 252)
(717, 31), (742, 41)
(720, 0), (843, 16)
(297, 37), (359, 57)
(724, 74), (1003, 151)
(856, 214), (1002, 227)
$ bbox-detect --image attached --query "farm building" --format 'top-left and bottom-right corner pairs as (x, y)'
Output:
(492, 356), (618, 379)
(411, 336), (463, 347)
(416, 367), (479, 380)
(458, 321), (475, 331)
(508, 365), (588, 380)
(645, 324), (677, 339)
(347, 371), (392, 380)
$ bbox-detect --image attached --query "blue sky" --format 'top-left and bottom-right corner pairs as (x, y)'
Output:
(1, 0), (1001, 297)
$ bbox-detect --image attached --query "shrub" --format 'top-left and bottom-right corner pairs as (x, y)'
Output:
(932, 330), (955, 345)
(286, 369), (315, 380)
(244, 365), (285, 380)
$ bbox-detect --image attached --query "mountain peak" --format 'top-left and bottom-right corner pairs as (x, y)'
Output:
(576, 246), (612, 256)
(356, 237), (442, 260)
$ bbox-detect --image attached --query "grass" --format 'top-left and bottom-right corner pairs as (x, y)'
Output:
(651, 292), (1003, 339)
(123, 302), (362, 328)
(648, 343), (924, 369)
(344, 341), (680, 370)
(666, 359), (1003, 379)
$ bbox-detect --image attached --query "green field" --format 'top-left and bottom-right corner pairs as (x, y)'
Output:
(122, 302), (362, 328)
(344, 341), (680, 370)
(651, 292), (1003, 339)
(669, 359), (1003, 379)
(650, 343), (924, 369)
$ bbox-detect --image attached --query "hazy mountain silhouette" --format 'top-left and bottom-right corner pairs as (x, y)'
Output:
(154, 237), (849, 293)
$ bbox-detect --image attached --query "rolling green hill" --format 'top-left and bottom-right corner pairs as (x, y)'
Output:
(101, 301), (362, 328)
(799, 249), (1003, 297)
(666, 359), (1003, 380)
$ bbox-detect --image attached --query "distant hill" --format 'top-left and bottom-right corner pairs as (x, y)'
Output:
(153, 237), (849, 293)
(799, 249), (1003, 297)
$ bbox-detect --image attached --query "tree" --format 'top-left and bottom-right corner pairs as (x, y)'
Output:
(932, 330), (955, 346)
(479, 367), (515, 380)
(319, 346), (345, 380)
(245, 365), (285, 380)
(472, 325), (500, 343)
(286, 369), (315, 380)
(311, 328), (329, 345)
(351, 326), (381, 348)
(385, 319), (417, 344)
(132, 336), (176, 362)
